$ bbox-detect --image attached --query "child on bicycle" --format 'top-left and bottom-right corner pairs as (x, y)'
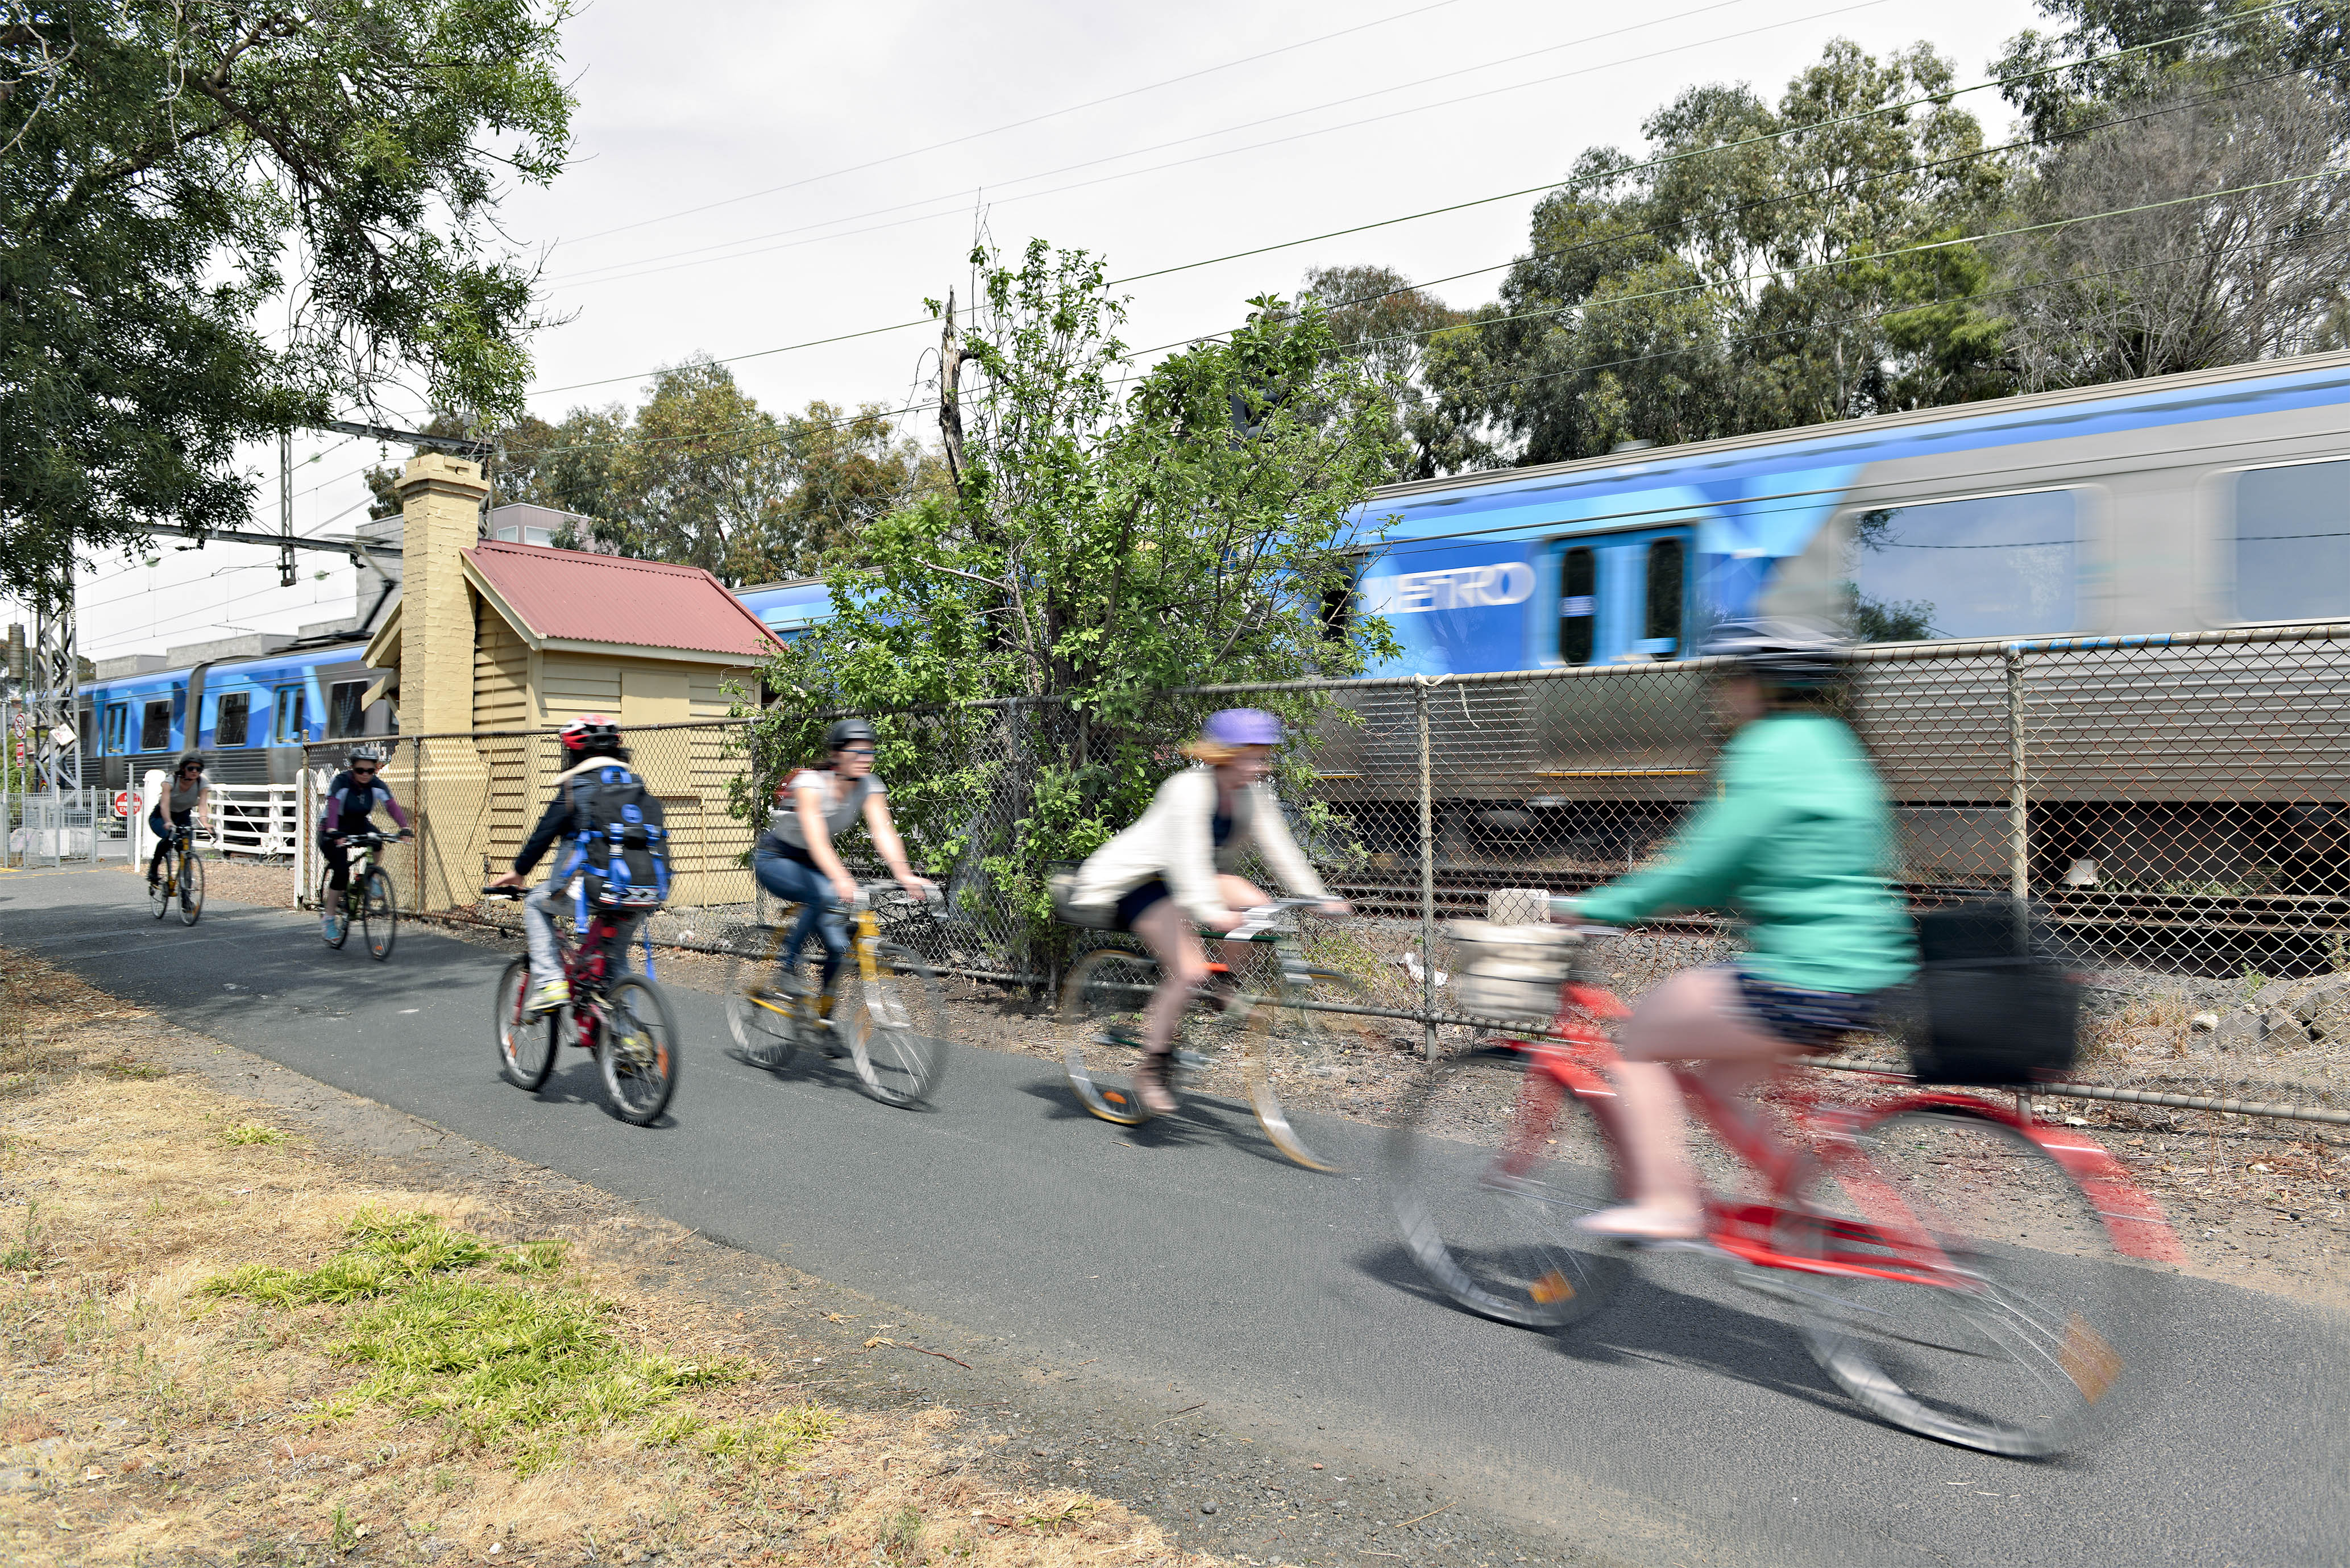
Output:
(147, 753), (209, 889)
(486, 716), (638, 1014)
(1063, 708), (1348, 1116)
(1556, 620), (1916, 1241)
(750, 717), (933, 1049)
(318, 750), (412, 934)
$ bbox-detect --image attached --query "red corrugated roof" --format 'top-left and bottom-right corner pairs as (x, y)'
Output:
(463, 540), (782, 659)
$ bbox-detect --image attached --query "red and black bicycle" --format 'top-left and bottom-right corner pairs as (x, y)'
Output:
(1384, 933), (2181, 1456)
(484, 887), (681, 1126)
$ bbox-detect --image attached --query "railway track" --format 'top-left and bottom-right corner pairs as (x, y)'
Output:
(1331, 868), (2350, 942)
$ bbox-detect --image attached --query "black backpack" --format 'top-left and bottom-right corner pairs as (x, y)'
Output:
(565, 764), (671, 912)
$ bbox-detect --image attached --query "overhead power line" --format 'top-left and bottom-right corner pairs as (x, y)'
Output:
(560, 0), (1466, 247)
(550, 0), (1765, 291)
(525, 1), (2293, 402)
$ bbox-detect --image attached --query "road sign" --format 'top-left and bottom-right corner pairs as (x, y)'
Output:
(111, 792), (130, 817)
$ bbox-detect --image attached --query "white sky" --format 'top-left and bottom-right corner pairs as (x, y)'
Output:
(59, 0), (2048, 665)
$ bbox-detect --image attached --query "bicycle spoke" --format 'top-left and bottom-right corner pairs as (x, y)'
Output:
(1786, 1108), (2172, 1455)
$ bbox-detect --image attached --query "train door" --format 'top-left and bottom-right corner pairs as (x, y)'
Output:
(1552, 526), (1692, 664)
(272, 685), (307, 746)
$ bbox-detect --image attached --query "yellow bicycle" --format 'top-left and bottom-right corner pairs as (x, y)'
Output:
(724, 881), (951, 1108)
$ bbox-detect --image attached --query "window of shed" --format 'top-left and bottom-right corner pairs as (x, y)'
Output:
(2233, 459), (2350, 622)
(1844, 490), (2076, 641)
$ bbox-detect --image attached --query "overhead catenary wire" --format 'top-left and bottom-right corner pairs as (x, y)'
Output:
(548, 0), (1782, 292)
(558, 0), (1468, 248)
(525, 1), (2296, 402)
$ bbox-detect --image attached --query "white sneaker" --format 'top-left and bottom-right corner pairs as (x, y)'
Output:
(527, 978), (571, 1014)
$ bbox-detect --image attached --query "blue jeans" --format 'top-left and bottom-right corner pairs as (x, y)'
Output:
(754, 849), (847, 991)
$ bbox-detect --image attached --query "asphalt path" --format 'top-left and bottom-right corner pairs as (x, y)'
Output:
(9, 867), (2344, 1567)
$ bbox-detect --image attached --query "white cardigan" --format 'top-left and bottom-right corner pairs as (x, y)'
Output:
(1070, 767), (1330, 925)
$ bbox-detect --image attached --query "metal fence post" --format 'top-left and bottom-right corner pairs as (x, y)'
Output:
(1416, 675), (1436, 1060)
(2005, 644), (2028, 902)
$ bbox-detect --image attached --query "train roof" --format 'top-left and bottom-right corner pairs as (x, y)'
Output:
(77, 638), (373, 699)
(1358, 347), (2350, 548)
(736, 576), (840, 634)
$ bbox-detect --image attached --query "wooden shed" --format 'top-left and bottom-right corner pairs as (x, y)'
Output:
(362, 455), (780, 910)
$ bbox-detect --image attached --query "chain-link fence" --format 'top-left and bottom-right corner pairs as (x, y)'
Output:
(325, 623), (2350, 999)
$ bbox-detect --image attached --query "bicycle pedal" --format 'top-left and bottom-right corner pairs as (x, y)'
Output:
(1171, 1050), (1210, 1072)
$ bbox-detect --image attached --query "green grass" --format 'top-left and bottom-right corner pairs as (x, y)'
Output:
(219, 1121), (289, 1146)
(208, 1209), (744, 1474)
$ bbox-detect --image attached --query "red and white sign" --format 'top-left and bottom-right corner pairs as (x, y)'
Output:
(112, 792), (131, 817)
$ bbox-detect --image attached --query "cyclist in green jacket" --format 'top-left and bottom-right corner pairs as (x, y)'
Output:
(1558, 619), (1915, 1241)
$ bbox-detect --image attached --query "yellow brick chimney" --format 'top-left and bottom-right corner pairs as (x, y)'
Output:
(393, 454), (491, 909)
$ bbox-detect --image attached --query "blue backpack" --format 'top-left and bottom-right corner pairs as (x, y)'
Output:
(564, 764), (671, 913)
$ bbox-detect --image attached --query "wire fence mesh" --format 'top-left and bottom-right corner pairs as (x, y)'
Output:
(313, 624), (2350, 1112)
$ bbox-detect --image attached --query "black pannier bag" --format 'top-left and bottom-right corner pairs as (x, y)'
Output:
(1909, 900), (2080, 1086)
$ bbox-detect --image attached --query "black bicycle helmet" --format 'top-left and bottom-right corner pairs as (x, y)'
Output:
(826, 716), (877, 751)
(173, 752), (205, 773)
(1698, 617), (1846, 688)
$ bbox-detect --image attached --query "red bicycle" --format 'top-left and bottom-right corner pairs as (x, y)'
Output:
(484, 887), (681, 1126)
(1385, 934), (2181, 1456)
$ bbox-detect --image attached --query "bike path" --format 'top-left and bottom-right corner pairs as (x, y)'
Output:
(5, 869), (2342, 1568)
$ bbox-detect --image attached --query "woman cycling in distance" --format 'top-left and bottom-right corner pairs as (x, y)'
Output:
(1065, 708), (1349, 1116)
(751, 717), (933, 1049)
(1555, 619), (1916, 1241)
(146, 753), (209, 891)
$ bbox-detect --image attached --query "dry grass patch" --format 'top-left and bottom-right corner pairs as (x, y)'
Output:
(0, 949), (1239, 1566)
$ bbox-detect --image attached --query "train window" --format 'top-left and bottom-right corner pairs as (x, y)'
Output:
(140, 700), (171, 751)
(1844, 490), (2075, 640)
(2232, 460), (2350, 622)
(1559, 547), (1596, 666)
(1644, 537), (1684, 651)
(216, 692), (250, 747)
(272, 686), (306, 745)
(103, 704), (127, 752)
(327, 680), (367, 738)
(1318, 569), (1357, 643)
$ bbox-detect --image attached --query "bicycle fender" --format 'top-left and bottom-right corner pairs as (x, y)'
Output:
(1885, 1091), (2185, 1265)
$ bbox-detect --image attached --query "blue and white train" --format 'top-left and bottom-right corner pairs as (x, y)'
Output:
(81, 351), (2350, 897)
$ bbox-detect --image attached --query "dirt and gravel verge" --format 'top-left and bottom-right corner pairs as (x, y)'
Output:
(0, 942), (1620, 1568)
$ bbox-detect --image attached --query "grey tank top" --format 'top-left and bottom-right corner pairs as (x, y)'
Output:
(762, 769), (885, 854)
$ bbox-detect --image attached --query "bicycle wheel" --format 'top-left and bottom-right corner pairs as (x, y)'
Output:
(359, 868), (397, 961)
(494, 956), (555, 1091)
(318, 876), (351, 948)
(724, 950), (804, 1071)
(177, 850), (204, 925)
(1784, 1105), (2165, 1457)
(148, 856), (171, 920)
(1240, 967), (1379, 1172)
(599, 976), (681, 1125)
(846, 943), (949, 1108)
(1384, 1046), (1631, 1330)
(1060, 949), (1216, 1125)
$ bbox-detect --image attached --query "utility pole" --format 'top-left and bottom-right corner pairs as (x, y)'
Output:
(279, 430), (297, 587)
(939, 288), (968, 489)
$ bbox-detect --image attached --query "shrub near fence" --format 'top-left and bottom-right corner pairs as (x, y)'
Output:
(322, 623), (2350, 997)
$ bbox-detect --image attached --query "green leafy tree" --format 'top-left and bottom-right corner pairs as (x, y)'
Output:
(0, 0), (575, 598)
(1426, 39), (2011, 465)
(488, 364), (940, 583)
(1299, 264), (1488, 478)
(744, 240), (1402, 957)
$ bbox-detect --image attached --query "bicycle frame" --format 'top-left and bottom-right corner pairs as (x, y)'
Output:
(1493, 978), (2183, 1286)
